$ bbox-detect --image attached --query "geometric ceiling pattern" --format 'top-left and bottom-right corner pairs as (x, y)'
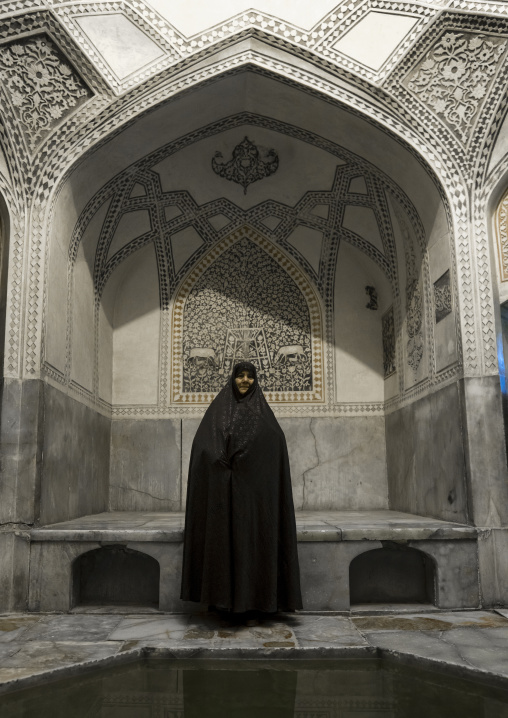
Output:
(1, 0), (508, 385)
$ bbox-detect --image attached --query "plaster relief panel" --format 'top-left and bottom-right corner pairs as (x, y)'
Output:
(171, 228), (324, 404)
(382, 306), (396, 379)
(405, 31), (507, 145)
(0, 34), (90, 152)
(434, 270), (452, 324)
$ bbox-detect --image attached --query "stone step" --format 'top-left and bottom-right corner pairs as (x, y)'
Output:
(31, 509), (477, 543)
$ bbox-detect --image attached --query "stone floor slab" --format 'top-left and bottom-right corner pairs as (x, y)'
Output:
(21, 615), (123, 642)
(363, 629), (477, 669)
(290, 614), (367, 647)
(108, 615), (190, 641)
(353, 611), (508, 633)
(0, 616), (42, 643)
(0, 611), (508, 690)
(0, 641), (121, 670)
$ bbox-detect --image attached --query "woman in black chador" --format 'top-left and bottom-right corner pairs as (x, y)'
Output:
(180, 361), (302, 614)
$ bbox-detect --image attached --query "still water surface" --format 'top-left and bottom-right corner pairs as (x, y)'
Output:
(2, 658), (508, 717)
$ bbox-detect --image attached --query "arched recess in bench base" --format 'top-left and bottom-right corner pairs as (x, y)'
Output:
(72, 546), (160, 609)
(349, 545), (436, 606)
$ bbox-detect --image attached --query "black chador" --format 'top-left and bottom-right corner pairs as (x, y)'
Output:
(180, 361), (302, 613)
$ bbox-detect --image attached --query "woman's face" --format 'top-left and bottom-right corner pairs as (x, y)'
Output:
(235, 369), (255, 394)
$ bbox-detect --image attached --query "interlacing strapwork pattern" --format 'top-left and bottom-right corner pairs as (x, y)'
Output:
(57, 110), (444, 415)
(0, 34), (91, 152)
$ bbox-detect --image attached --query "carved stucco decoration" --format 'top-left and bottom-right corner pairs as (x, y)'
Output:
(393, 203), (424, 373)
(0, 35), (90, 152)
(406, 31), (507, 144)
(171, 227), (324, 405)
(495, 187), (508, 282)
(434, 270), (452, 323)
(382, 306), (396, 379)
(212, 136), (279, 194)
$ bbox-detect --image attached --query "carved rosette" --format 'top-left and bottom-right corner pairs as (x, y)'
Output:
(406, 32), (507, 144)
(0, 35), (90, 151)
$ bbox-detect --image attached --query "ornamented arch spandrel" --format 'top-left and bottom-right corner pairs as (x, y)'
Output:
(171, 226), (324, 405)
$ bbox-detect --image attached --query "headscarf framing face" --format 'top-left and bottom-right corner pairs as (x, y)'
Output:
(231, 361), (258, 400)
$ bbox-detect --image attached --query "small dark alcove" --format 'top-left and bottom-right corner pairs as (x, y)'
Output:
(349, 545), (436, 605)
(73, 546), (160, 608)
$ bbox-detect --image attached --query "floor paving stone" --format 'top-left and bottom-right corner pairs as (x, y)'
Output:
(0, 610), (508, 691)
(352, 611), (508, 633)
(21, 615), (123, 643)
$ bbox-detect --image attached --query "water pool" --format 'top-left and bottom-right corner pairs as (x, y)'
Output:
(1, 658), (508, 717)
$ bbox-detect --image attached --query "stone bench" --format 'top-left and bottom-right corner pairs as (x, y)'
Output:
(29, 510), (479, 613)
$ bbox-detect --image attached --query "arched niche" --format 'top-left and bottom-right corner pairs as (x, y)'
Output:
(38, 69), (463, 521)
(44, 71), (456, 412)
(349, 545), (436, 606)
(170, 226), (324, 405)
(72, 545), (160, 608)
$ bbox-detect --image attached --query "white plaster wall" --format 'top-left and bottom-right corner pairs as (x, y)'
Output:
(427, 204), (457, 373)
(45, 196), (111, 376)
(334, 242), (391, 403)
(98, 297), (113, 405)
(70, 243), (94, 391)
(44, 236), (68, 373)
(112, 243), (160, 405)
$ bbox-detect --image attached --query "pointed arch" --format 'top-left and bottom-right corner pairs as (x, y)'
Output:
(170, 225), (324, 405)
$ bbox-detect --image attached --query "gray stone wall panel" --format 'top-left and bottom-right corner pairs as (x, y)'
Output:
(386, 381), (468, 523)
(39, 384), (110, 525)
(109, 419), (181, 511)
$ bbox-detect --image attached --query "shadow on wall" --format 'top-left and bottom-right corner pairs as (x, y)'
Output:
(99, 235), (395, 405)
